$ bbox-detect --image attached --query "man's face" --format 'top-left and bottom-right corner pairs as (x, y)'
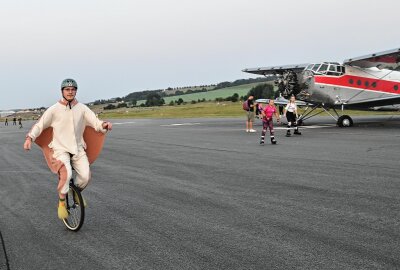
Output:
(62, 86), (77, 101)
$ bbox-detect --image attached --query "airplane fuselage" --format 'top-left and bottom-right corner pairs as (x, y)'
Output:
(304, 65), (400, 107)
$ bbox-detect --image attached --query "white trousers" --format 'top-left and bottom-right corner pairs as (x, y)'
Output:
(53, 148), (91, 195)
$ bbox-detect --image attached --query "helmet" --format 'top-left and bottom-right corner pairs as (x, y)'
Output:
(61, 78), (78, 90)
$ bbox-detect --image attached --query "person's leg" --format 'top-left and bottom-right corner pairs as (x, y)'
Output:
(72, 150), (91, 191)
(249, 112), (255, 132)
(269, 121), (277, 144)
(246, 112), (250, 132)
(286, 112), (292, 137)
(52, 151), (73, 219)
(294, 118), (301, 135)
(260, 121), (267, 144)
(71, 149), (90, 207)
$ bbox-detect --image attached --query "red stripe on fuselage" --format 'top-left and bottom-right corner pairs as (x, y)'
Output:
(314, 75), (400, 94)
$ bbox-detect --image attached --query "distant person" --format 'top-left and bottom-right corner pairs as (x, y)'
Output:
(277, 93), (284, 117)
(18, 117), (23, 128)
(13, 117), (16, 125)
(255, 102), (263, 119)
(260, 99), (280, 144)
(279, 105), (284, 117)
(244, 95), (256, 132)
(284, 95), (301, 137)
(24, 78), (113, 220)
(5, 118), (8, 126)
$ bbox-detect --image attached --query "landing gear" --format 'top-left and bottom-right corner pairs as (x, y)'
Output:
(297, 104), (354, 127)
(296, 119), (303, 126)
(337, 115), (353, 127)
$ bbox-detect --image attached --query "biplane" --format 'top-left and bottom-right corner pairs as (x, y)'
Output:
(243, 48), (400, 127)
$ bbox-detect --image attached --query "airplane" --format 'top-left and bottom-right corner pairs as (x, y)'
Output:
(242, 47), (400, 127)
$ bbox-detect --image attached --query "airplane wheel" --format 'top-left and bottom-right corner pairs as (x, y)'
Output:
(337, 115), (353, 127)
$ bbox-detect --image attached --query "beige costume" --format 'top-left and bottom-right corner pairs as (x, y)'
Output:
(27, 99), (107, 194)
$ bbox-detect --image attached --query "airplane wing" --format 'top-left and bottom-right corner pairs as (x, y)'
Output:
(255, 97), (308, 106)
(345, 95), (400, 108)
(344, 47), (400, 70)
(242, 64), (309, 75)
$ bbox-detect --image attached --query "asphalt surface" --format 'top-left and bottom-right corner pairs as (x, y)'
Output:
(1, 115), (400, 270)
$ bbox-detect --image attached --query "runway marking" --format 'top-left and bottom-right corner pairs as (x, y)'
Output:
(160, 123), (201, 127)
(262, 124), (336, 130)
(111, 121), (136, 125)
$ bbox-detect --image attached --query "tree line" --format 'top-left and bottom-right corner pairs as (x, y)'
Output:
(95, 77), (275, 107)
(103, 83), (275, 110)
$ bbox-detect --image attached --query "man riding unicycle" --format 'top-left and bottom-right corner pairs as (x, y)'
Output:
(24, 79), (112, 220)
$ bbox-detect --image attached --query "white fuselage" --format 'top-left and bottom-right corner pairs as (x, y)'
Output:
(302, 64), (400, 106)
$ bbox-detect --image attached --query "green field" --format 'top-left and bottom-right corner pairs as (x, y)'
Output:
(100, 102), (245, 119)
(98, 101), (399, 119)
(136, 82), (274, 105)
(164, 83), (262, 103)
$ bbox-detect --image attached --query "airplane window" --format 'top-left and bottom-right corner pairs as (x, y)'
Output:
(349, 79), (354, 84)
(312, 64), (320, 71)
(372, 82), (377, 87)
(307, 64), (315, 71)
(394, 85), (399, 91)
(318, 64), (328, 72)
(365, 81), (369, 87)
(357, 80), (362, 86)
(329, 65), (336, 72)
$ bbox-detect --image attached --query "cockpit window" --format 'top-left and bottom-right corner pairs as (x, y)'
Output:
(318, 64), (328, 73)
(312, 64), (320, 72)
(305, 64), (312, 70)
(305, 63), (345, 76)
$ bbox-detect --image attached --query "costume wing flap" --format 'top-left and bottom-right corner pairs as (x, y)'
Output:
(34, 127), (106, 172)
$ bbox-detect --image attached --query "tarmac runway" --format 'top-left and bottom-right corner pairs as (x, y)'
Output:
(1, 115), (400, 270)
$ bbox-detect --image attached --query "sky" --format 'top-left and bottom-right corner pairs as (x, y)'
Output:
(1, 0), (400, 110)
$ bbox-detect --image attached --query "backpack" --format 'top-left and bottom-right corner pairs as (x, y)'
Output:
(242, 100), (249, 111)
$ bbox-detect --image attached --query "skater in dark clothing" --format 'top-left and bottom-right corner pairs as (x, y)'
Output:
(18, 117), (23, 128)
(284, 95), (301, 137)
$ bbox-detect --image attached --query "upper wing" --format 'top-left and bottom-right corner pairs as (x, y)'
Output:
(343, 48), (400, 70)
(242, 64), (309, 75)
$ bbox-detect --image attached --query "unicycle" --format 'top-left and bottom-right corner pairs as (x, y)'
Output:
(62, 179), (85, 232)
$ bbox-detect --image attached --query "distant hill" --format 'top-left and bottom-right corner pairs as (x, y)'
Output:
(163, 82), (274, 104)
(91, 77), (275, 106)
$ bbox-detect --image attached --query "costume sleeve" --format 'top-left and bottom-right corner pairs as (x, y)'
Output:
(27, 107), (53, 141)
(84, 106), (107, 133)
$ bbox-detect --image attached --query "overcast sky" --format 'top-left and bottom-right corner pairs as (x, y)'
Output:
(1, 0), (400, 109)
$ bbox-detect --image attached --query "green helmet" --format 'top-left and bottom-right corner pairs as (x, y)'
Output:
(61, 78), (78, 90)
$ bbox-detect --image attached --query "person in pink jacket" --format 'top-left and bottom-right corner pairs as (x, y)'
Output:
(260, 99), (280, 145)
(24, 79), (112, 220)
